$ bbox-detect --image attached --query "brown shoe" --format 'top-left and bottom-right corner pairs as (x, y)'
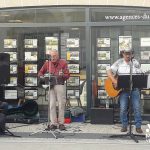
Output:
(136, 128), (143, 134)
(121, 127), (127, 132)
(47, 124), (57, 131)
(59, 124), (66, 131)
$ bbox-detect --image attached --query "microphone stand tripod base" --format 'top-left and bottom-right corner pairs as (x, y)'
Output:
(29, 123), (58, 139)
(0, 127), (20, 137)
(110, 131), (145, 143)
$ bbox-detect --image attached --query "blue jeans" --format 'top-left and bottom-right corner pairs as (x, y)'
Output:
(119, 88), (142, 128)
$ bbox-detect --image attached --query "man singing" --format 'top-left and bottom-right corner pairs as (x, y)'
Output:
(38, 50), (70, 131)
(106, 49), (143, 133)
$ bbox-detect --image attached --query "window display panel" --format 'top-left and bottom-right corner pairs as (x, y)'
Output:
(45, 37), (58, 54)
(119, 36), (132, 53)
(97, 38), (110, 47)
(66, 38), (79, 48)
(98, 89), (107, 99)
(7, 77), (17, 86)
(141, 90), (150, 99)
(67, 89), (80, 99)
(141, 51), (150, 60)
(66, 76), (80, 87)
(4, 52), (17, 62)
(5, 90), (17, 99)
(97, 64), (110, 74)
(25, 52), (37, 61)
(97, 51), (110, 60)
(68, 64), (79, 74)
(10, 65), (17, 74)
(25, 77), (37, 86)
(4, 39), (17, 48)
(25, 64), (37, 73)
(140, 37), (150, 47)
(98, 76), (107, 87)
(141, 64), (150, 73)
(67, 51), (79, 61)
(25, 89), (38, 99)
(24, 39), (37, 48)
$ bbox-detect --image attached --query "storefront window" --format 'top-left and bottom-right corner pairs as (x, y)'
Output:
(0, 8), (85, 23)
(0, 26), (87, 108)
(91, 25), (150, 116)
(59, 27), (86, 107)
(0, 9), (36, 23)
(0, 6), (150, 118)
(35, 8), (85, 23)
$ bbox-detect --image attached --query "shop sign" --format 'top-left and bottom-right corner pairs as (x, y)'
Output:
(105, 13), (150, 21)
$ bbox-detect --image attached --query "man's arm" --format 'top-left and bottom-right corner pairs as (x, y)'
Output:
(38, 61), (48, 77)
(107, 69), (117, 85)
(63, 64), (70, 80)
(62, 61), (70, 80)
(106, 59), (122, 87)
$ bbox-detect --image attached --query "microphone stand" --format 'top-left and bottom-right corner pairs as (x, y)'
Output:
(29, 56), (58, 139)
(110, 59), (145, 143)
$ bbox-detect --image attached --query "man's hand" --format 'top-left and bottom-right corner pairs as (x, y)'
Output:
(59, 69), (63, 76)
(38, 76), (45, 85)
(112, 79), (118, 89)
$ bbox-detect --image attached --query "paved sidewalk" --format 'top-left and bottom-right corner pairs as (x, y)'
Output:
(0, 122), (149, 150)
(1, 122), (148, 142)
(0, 138), (150, 150)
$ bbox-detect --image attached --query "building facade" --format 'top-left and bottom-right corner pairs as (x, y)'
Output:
(0, 2), (150, 119)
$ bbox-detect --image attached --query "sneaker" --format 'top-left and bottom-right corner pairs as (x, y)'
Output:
(121, 127), (127, 132)
(47, 124), (57, 131)
(136, 128), (143, 134)
(59, 124), (66, 131)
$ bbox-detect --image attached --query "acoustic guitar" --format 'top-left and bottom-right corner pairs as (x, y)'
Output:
(104, 70), (150, 98)
(104, 78), (121, 98)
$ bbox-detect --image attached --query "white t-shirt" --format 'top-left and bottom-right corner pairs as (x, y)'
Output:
(109, 58), (142, 75)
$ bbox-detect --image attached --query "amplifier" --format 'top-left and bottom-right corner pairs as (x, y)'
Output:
(90, 108), (114, 124)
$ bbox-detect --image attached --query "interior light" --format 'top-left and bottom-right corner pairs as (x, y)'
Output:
(8, 20), (22, 23)
(71, 28), (79, 30)
(0, 14), (10, 17)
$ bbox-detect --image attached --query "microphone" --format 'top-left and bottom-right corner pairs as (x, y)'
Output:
(45, 54), (51, 60)
(130, 52), (134, 62)
(131, 56), (134, 61)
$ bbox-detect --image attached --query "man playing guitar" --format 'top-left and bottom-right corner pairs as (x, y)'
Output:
(106, 49), (143, 133)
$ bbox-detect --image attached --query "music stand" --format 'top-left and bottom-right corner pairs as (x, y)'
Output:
(117, 74), (148, 89)
(110, 73), (148, 143)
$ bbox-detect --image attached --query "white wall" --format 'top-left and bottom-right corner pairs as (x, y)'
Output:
(0, 0), (150, 8)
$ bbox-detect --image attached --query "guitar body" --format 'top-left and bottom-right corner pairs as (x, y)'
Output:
(104, 78), (121, 98)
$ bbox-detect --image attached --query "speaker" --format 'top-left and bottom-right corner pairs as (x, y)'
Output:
(0, 53), (10, 85)
(90, 108), (114, 124)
